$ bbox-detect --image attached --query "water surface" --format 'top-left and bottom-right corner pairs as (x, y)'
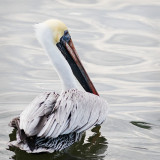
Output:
(0, 0), (160, 159)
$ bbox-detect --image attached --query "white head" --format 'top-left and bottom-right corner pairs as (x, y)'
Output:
(34, 19), (68, 47)
(34, 19), (99, 95)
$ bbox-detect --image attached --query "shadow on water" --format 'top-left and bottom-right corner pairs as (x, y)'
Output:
(7, 126), (108, 160)
(130, 121), (152, 130)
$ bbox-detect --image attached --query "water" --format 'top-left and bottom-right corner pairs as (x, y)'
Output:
(0, 0), (160, 159)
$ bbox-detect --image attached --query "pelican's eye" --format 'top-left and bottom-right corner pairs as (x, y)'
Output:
(61, 30), (71, 44)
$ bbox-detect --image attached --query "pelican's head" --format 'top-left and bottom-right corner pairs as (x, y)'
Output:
(44, 19), (68, 44)
(34, 19), (99, 96)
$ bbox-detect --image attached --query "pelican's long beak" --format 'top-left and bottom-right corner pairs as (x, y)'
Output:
(56, 30), (99, 96)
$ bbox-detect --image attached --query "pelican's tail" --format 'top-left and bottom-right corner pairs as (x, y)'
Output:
(9, 117), (20, 129)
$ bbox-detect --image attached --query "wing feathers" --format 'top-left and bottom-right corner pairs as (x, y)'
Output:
(20, 89), (108, 140)
(20, 92), (59, 136)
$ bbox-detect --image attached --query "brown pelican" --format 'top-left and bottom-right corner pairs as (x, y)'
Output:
(9, 19), (108, 153)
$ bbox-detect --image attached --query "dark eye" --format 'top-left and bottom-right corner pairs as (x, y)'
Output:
(63, 30), (71, 43)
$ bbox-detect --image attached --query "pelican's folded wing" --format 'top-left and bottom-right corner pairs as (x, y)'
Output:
(37, 89), (108, 138)
(20, 92), (59, 136)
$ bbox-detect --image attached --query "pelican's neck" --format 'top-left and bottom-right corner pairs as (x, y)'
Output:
(35, 23), (77, 91)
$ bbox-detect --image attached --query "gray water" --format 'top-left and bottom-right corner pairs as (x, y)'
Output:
(0, 0), (160, 159)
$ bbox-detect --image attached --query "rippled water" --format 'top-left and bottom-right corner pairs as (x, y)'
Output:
(0, 0), (160, 159)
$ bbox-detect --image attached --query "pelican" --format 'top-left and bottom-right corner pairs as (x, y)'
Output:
(9, 19), (108, 153)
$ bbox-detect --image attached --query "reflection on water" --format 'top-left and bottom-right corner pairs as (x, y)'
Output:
(8, 126), (108, 160)
(0, 0), (160, 160)
(130, 121), (152, 130)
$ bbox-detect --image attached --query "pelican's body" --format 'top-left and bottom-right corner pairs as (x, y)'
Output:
(9, 19), (108, 153)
